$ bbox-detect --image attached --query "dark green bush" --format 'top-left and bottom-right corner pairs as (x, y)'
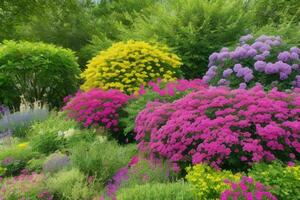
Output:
(0, 40), (80, 108)
(121, 0), (251, 78)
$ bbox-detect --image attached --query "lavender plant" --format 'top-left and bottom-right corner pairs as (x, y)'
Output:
(43, 153), (70, 174)
(203, 35), (300, 90)
(0, 108), (48, 137)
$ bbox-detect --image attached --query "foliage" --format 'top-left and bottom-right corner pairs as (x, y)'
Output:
(63, 89), (129, 132)
(0, 171), (53, 200)
(249, 162), (300, 200)
(26, 156), (46, 173)
(116, 181), (196, 200)
(0, 40), (80, 108)
(135, 86), (300, 171)
(186, 164), (241, 199)
(249, 0), (300, 27)
(70, 139), (137, 184)
(221, 176), (277, 200)
(119, 79), (206, 135)
(81, 40), (182, 94)
(46, 168), (94, 200)
(43, 153), (70, 174)
(0, 108), (48, 137)
(29, 112), (77, 154)
(204, 35), (300, 90)
(121, 0), (251, 79)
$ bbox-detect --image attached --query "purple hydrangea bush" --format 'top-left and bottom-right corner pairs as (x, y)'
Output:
(203, 34), (300, 90)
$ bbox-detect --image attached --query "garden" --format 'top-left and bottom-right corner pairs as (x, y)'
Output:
(0, 0), (300, 199)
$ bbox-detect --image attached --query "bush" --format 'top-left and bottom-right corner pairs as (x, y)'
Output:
(0, 108), (49, 138)
(46, 168), (94, 200)
(135, 86), (300, 171)
(186, 164), (241, 199)
(0, 40), (80, 108)
(70, 139), (137, 184)
(221, 176), (277, 200)
(121, 0), (251, 79)
(63, 89), (129, 132)
(29, 112), (78, 154)
(204, 35), (300, 91)
(119, 79), (206, 135)
(80, 40), (182, 94)
(116, 181), (196, 200)
(0, 171), (53, 200)
(43, 153), (70, 174)
(249, 162), (300, 200)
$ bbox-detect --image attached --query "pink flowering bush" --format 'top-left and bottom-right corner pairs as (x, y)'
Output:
(204, 35), (300, 90)
(63, 89), (129, 132)
(120, 79), (207, 135)
(135, 85), (300, 171)
(220, 176), (277, 200)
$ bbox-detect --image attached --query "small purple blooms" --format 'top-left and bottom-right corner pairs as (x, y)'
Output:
(205, 34), (300, 90)
(223, 69), (233, 78)
(278, 51), (290, 62)
(240, 34), (253, 43)
(239, 82), (247, 89)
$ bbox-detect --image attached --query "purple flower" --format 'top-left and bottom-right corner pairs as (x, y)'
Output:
(290, 52), (299, 60)
(233, 64), (243, 72)
(264, 63), (279, 74)
(254, 61), (267, 72)
(240, 34), (253, 43)
(239, 83), (247, 89)
(223, 69), (233, 78)
(290, 47), (300, 54)
(277, 51), (290, 62)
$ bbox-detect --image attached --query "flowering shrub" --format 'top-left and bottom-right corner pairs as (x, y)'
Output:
(203, 35), (300, 90)
(43, 153), (70, 174)
(63, 89), (129, 131)
(249, 162), (300, 200)
(0, 171), (53, 200)
(220, 176), (277, 200)
(135, 86), (300, 171)
(120, 79), (207, 135)
(186, 164), (241, 199)
(81, 40), (182, 94)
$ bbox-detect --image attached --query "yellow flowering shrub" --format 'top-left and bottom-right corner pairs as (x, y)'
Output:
(81, 40), (182, 94)
(185, 164), (241, 200)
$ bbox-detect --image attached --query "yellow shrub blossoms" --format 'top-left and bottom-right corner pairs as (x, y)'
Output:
(186, 164), (241, 200)
(81, 40), (182, 94)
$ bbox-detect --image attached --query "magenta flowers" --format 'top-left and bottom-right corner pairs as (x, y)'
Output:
(221, 176), (277, 200)
(135, 85), (300, 170)
(63, 89), (129, 131)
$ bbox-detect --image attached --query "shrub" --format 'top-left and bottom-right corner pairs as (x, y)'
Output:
(43, 153), (70, 174)
(29, 112), (78, 154)
(46, 168), (94, 200)
(26, 156), (46, 173)
(221, 176), (277, 200)
(186, 164), (241, 199)
(0, 171), (53, 200)
(0, 40), (80, 108)
(135, 86), (300, 171)
(204, 35), (300, 91)
(0, 108), (48, 137)
(121, 0), (251, 78)
(80, 40), (182, 94)
(70, 139), (137, 185)
(63, 89), (129, 132)
(249, 162), (300, 200)
(116, 182), (196, 200)
(119, 79), (206, 135)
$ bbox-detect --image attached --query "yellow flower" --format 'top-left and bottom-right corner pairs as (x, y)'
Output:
(18, 142), (29, 149)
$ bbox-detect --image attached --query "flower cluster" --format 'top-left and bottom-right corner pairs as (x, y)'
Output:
(138, 79), (207, 97)
(135, 86), (300, 170)
(63, 89), (129, 131)
(221, 176), (277, 200)
(186, 164), (241, 199)
(81, 40), (182, 94)
(0, 171), (53, 200)
(204, 35), (300, 90)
